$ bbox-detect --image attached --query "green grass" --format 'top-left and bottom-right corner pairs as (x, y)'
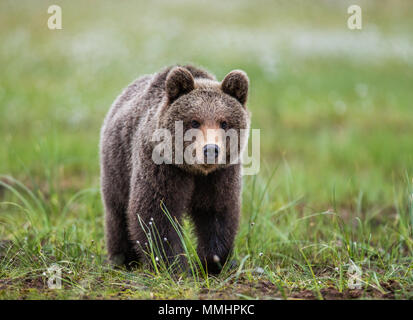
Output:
(0, 0), (412, 299)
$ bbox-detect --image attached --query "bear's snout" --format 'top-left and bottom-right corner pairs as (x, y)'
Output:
(203, 144), (219, 161)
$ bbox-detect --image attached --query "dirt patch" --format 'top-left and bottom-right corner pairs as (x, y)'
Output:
(290, 281), (403, 300)
(291, 290), (317, 299)
(196, 275), (404, 300)
(0, 273), (47, 300)
(21, 276), (46, 290)
(0, 278), (13, 291)
(198, 278), (282, 300)
(0, 271), (406, 300)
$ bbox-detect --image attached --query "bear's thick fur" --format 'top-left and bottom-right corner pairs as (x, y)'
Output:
(100, 65), (250, 273)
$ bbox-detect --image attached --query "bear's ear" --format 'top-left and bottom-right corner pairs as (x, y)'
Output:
(221, 70), (249, 106)
(166, 67), (195, 104)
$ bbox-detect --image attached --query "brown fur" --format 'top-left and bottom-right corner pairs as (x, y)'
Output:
(100, 65), (250, 273)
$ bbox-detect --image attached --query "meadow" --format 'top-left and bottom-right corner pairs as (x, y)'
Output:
(0, 0), (412, 299)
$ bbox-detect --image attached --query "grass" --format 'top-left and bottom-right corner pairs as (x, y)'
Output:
(0, 0), (412, 299)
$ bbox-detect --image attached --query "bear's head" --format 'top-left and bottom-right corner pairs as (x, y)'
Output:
(157, 66), (250, 175)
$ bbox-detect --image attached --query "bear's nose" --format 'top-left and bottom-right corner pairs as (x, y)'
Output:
(203, 144), (219, 160)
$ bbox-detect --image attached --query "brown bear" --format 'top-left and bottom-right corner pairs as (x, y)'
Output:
(100, 65), (250, 274)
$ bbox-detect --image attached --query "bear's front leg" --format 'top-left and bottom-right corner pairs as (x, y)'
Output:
(127, 165), (194, 271)
(189, 165), (241, 274)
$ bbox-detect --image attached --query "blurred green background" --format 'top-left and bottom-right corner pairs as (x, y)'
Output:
(0, 0), (412, 299)
(1, 0), (412, 209)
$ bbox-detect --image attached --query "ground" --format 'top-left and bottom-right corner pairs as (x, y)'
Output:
(0, 0), (412, 299)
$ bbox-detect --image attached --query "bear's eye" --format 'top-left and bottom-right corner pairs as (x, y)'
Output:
(191, 120), (200, 129)
(220, 121), (228, 130)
